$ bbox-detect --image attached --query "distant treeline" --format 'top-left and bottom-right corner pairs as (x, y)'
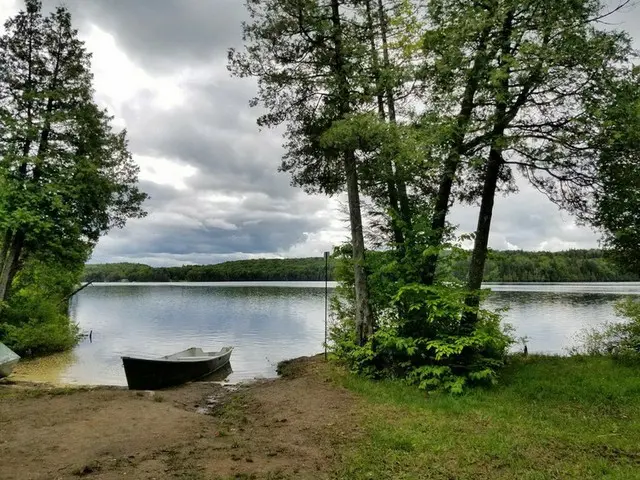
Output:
(83, 257), (336, 283)
(83, 250), (639, 283)
(460, 249), (639, 282)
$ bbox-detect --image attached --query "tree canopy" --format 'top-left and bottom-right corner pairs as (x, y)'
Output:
(0, 0), (147, 355)
(233, 0), (639, 392)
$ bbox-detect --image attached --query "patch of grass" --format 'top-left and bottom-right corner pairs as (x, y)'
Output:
(162, 448), (205, 480)
(216, 395), (249, 425)
(0, 385), (91, 400)
(332, 355), (640, 480)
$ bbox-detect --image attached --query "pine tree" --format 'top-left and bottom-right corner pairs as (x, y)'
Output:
(229, 0), (376, 343)
(0, 0), (146, 301)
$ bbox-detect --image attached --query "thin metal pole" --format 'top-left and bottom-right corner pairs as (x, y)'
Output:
(324, 251), (329, 361)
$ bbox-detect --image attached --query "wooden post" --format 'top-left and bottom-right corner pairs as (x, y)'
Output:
(324, 251), (329, 361)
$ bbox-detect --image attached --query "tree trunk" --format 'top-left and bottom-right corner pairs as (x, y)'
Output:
(345, 151), (375, 344)
(377, 0), (412, 231)
(461, 9), (515, 332)
(330, 0), (374, 345)
(0, 230), (14, 302)
(0, 230), (25, 302)
(461, 146), (503, 332)
(419, 24), (497, 286)
(364, 0), (385, 119)
(0, 230), (12, 273)
(364, 0), (404, 246)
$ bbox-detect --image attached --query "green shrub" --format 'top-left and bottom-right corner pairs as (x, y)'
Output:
(0, 259), (81, 356)
(329, 245), (514, 393)
(575, 297), (640, 361)
(0, 316), (79, 357)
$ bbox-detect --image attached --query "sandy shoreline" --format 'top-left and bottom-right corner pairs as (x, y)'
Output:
(0, 355), (357, 479)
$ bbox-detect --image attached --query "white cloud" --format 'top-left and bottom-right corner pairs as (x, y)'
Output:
(83, 25), (187, 113)
(135, 155), (197, 191)
(505, 241), (520, 251)
(0, 0), (18, 25)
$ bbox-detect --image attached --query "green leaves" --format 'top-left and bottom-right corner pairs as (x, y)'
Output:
(590, 72), (640, 273)
(0, 2), (147, 351)
(0, 257), (81, 356)
(575, 297), (640, 362)
(330, 245), (514, 393)
(234, 0), (639, 393)
(0, 2), (147, 266)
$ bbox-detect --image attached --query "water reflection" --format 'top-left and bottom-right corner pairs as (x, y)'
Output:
(12, 349), (78, 384)
(198, 363), (233, 383)
(484, 289), (635, 354)
(23, 282), (640, 386)
(65, 283), (332, 386)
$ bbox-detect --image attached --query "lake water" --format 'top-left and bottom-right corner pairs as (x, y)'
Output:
(12, 282), (640, 386)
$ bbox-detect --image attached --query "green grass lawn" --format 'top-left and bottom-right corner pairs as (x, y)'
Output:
(332, 355), (640, 480)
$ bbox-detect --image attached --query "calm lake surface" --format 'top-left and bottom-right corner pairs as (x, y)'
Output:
(12, 281), (640, 386)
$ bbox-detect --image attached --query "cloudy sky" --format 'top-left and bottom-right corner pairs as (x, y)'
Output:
(0, 1), (638, 266)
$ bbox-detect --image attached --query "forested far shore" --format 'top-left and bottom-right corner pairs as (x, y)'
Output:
(83, 249), (639, 284)
(83, 257), (336, 282)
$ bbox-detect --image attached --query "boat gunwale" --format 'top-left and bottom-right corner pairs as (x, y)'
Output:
(122, 347), (233, 364)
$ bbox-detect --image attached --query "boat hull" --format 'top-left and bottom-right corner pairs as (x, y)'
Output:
(0, 342), (20, 379)
(0, 358), (19, 379)
(122, 348), (232, 390)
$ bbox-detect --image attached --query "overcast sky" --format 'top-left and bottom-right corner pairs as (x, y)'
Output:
(0, 1), (638, 266)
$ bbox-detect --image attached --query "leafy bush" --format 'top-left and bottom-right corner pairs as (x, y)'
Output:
(0, 259), (80, 356)
(0, 314), (79, 357)
(574, 297), (640, 361)
(330, 246), (514, 393)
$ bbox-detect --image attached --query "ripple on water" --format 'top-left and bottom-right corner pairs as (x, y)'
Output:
(12, 282), (640, 386)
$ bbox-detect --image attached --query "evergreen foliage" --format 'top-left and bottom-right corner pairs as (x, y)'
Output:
(81, 249), (639, 283)
(83, 257), (337, 283)
(231, 0), (639, 391)
(0, 1), (146, 356)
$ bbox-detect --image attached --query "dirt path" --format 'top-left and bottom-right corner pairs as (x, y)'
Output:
(0, 356), (359, 479)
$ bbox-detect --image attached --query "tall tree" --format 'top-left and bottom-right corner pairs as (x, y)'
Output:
(592, 72), (640, 274)
(361, 0), (405, 246)
(457, 0), (635, 329)
(0, 0), (147, 302)
(416, 0), (501, 285)
(360, 0), (415, 246)
(229, 0), (375, 343)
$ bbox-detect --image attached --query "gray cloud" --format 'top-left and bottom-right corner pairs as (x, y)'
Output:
(120, 75), (295, 200)
(5, 1), (638, 266)
(450, 179), (602, 251)
(42, 0), (247, 71)
(91, 181), (332, 266)
(37, 1), (337, 264)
